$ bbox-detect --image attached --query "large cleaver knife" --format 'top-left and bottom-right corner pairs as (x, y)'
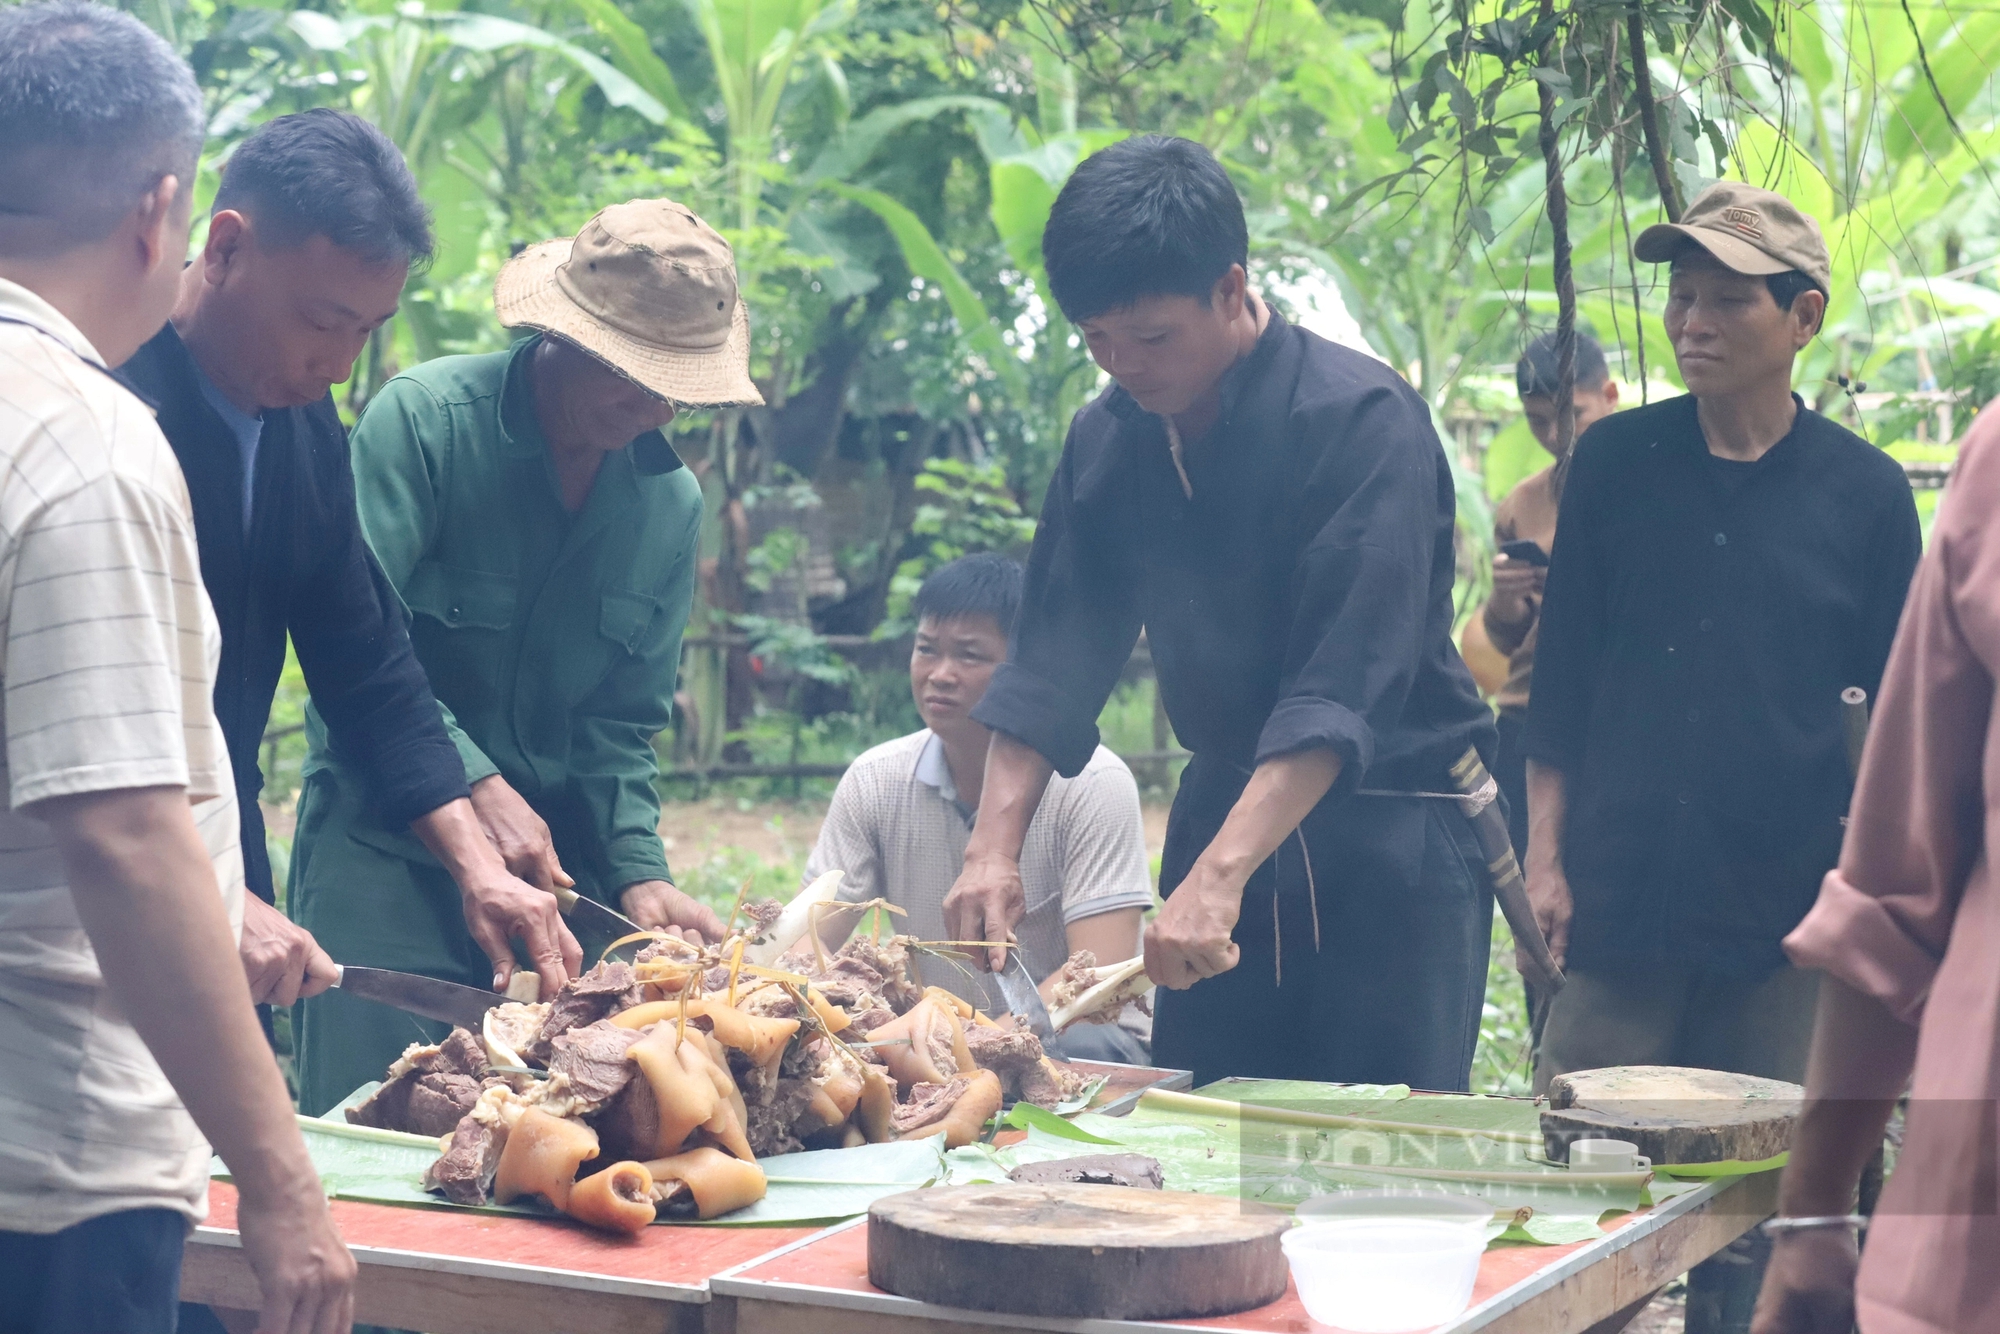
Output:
(332, 966), (504, 1031)
(553, 883), (646, 956)
(994, 949), (1056, 1039)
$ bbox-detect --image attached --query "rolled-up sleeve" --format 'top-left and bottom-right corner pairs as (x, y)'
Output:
(1251, 386), (1447, 788)
(1784, 419), (1998, 1024)
(973, 423), (1142, 778)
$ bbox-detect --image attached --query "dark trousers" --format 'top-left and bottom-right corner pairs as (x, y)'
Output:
(1152, 787), (1493, 1091)
(0, 1208), (185, 1334)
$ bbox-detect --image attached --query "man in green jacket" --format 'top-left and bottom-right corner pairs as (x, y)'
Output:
(292, 198), (757, 1114)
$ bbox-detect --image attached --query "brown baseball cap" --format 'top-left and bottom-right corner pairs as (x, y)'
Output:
(1633, 181), (1830, 295)
(494, 198), (763, 408)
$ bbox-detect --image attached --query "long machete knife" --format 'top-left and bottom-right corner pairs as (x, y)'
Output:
(332, 966), (505, 1031)
(333, 892), (646, 1028)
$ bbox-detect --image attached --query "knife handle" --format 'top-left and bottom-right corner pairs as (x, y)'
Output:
(553, 884), (580, 913)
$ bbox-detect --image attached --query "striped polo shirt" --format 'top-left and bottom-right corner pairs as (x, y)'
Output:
(0, 279), (244, 1233)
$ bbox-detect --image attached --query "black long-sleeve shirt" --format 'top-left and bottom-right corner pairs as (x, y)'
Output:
(1524, 393), (1921, 971)
(119, 325), (469, 902)
(974, 308), (1494, 893)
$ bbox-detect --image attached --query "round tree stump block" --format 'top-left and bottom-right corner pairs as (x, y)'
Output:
(867, 1183), (1290, 1320)
(1541, 1065), (1803, 1166)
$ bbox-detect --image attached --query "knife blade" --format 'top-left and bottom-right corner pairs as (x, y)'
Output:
(995, 951), (1055, 1039)
(334, 966), (503, 1031)
(553, 884), (646, 956)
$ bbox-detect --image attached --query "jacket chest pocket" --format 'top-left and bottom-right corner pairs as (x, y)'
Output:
(405, 560), (517, 631)
(599, 589), (658, 654)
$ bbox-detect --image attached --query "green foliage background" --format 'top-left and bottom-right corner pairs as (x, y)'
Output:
(115, 0), (2000, 1093)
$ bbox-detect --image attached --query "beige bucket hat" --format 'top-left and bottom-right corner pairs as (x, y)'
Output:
(1634, 181), (1832, 295)
(495, 198), (764, 408)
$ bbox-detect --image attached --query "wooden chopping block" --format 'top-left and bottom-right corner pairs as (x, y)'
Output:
(867, 1183), (1289, 1320)
(1542, 1065), (1803, 1166)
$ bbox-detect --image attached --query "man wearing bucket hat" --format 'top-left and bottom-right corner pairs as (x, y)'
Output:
(290, 198), (756, 1114)
(1521, 182), (1920, 1329)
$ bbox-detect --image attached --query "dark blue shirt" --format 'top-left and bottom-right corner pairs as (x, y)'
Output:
(119, 324), (469, 902)
(1525, 393), (1921, 971)
(191, 359), (261, 530)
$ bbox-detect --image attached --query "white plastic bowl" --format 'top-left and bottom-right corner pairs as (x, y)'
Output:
(1293, 1190), (1494, 1232)
(1280, 1218), (1485, 1332)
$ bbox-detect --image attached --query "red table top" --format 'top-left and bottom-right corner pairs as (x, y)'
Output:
(198, 1181), (818, 1295)
(722, 1209), (1653, 1332)
(190, 1062), (1181, 1301)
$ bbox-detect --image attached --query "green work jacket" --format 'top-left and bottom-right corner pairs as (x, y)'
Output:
(302, 335), (700, 899)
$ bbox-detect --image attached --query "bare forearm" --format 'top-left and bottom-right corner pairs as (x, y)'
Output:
(411, 795), (509, 884)
(1143, 749), (1338, 988)
(1481, 599), (1532, 655)
(1196, 748), (1341, 882)
(1044, 908), (1143, 1002)
(1778, 976), (1917, 1217)
(1525, 759), (1566, 859)
(42, 788), (314, 1203)
(964, 731), (1054, 865)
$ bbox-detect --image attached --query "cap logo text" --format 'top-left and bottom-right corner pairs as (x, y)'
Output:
(1720, 207), (1764, 237)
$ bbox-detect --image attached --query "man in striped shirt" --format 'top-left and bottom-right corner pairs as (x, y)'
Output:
(0, 6), (351, 1330)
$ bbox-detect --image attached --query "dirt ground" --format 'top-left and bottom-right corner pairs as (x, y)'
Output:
(656, 795), (1175, 866)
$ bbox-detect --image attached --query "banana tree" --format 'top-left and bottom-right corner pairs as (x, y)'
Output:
(568, 0), (852, 232)
(278, 6), (685, 399)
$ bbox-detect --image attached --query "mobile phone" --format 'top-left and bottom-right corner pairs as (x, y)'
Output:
(1498, 539), (1549, 567)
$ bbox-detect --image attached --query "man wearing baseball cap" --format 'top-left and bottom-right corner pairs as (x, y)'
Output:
(289, 198), (753, 1113)
(1519, 181), (1920, 1327)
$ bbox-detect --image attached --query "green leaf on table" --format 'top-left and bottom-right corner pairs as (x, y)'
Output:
(1653, 1153), (1788, 1177)
(230, 1103), (943, 1226)
(1052, 1074), (1110, 1116)
(1003, 1101), (1121, 1142)
(711, 1139), (945, 1225)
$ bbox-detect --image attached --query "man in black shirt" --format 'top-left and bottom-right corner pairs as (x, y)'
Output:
(120, 111), (602, 1008)
(940, 136), (1498, 1089)
(1524, 182), (1920, 1098)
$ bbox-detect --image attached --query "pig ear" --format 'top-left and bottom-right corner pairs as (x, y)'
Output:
(643, 1146), (769, 1219)
(565, 1161), (658, 1234)
(492, 1107), (600, 1212)
(856, 1063), (897, 1143)
(627, 1023), (719, 1158)
(894, 1069), (1004, 1150)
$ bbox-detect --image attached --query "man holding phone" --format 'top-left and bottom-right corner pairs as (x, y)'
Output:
(1475, 331), (1618, 863)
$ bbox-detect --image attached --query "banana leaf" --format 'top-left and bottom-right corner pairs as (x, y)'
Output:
(214, 1102), (943, 1227)
(708, 1140), (944, 1225)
